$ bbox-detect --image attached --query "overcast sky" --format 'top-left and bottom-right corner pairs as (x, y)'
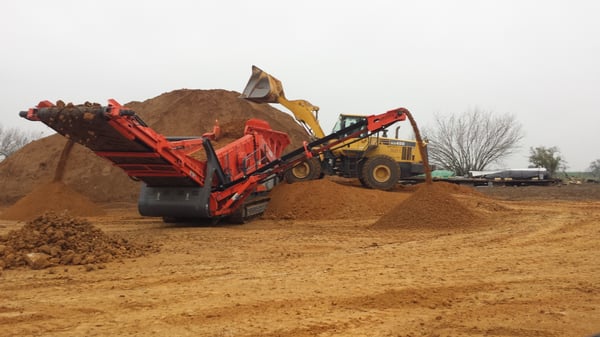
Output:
(2, 0), (599, 170)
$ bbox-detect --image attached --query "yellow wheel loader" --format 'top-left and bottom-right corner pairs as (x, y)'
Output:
(241, 66), (429, 190)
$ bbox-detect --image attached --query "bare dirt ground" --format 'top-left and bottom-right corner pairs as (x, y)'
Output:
(1, 183), (599, 337)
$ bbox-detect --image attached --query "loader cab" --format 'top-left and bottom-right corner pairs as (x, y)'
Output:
(332, 114), (367, 138)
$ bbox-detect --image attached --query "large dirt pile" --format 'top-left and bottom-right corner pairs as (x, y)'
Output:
(372, 182), (481, 229)
(0, 213), (155, 270)
(262, 178), (406, 220)
(0, 89), (308, 205)
(0, 181), (105, 221)
(125, 89), (308, 147)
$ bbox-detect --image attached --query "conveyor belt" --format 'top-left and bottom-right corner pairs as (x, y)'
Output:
(24, 104), (201, 187)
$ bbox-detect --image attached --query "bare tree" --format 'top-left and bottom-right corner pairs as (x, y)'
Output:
(0, 124), (39, 160)
(425, 109), (524, 176)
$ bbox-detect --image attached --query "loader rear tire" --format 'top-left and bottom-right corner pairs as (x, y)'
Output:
(284, 157), (322, 183)
(360, 155), (400, 190)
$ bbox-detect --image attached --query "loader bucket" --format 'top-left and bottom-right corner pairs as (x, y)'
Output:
(241, 65), (285, 103)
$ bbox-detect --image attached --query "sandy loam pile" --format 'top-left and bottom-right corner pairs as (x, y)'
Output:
(372, 182), (482, 229)
(0, 89), (309, 206)
(0, 212), (156, 270)
(1, 181), (105, 221)
(263, 178), (505, 229)
(262, 178), (406, 220)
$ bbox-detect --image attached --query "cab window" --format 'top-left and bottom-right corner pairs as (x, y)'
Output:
(332, 116), (366, 138)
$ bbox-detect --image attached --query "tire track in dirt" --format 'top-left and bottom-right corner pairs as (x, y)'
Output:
(2, 194), (599, 337)
(155, 281), (562, 336)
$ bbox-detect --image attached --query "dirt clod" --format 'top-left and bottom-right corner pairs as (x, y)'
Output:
(0, 212), (155, 270)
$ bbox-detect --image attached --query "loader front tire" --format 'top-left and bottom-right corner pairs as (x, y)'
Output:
(360, 155), (400, 190)
(284, 157), (322, 183)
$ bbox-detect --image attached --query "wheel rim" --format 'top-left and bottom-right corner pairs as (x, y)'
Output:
(372, 165), (391, 183)
(292, 162), (311, 179)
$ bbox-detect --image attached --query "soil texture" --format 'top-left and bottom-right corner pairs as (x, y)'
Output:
(0, 183), (598, 337)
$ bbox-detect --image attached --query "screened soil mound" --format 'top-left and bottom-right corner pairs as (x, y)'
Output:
(0, 89), (309, 205)
(0, 213), (155, 270)
(371, 182), (481, 229)
(0, 181), (105, 221)
(432, 180), (490, 197)
(262, 178), (406, 220)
